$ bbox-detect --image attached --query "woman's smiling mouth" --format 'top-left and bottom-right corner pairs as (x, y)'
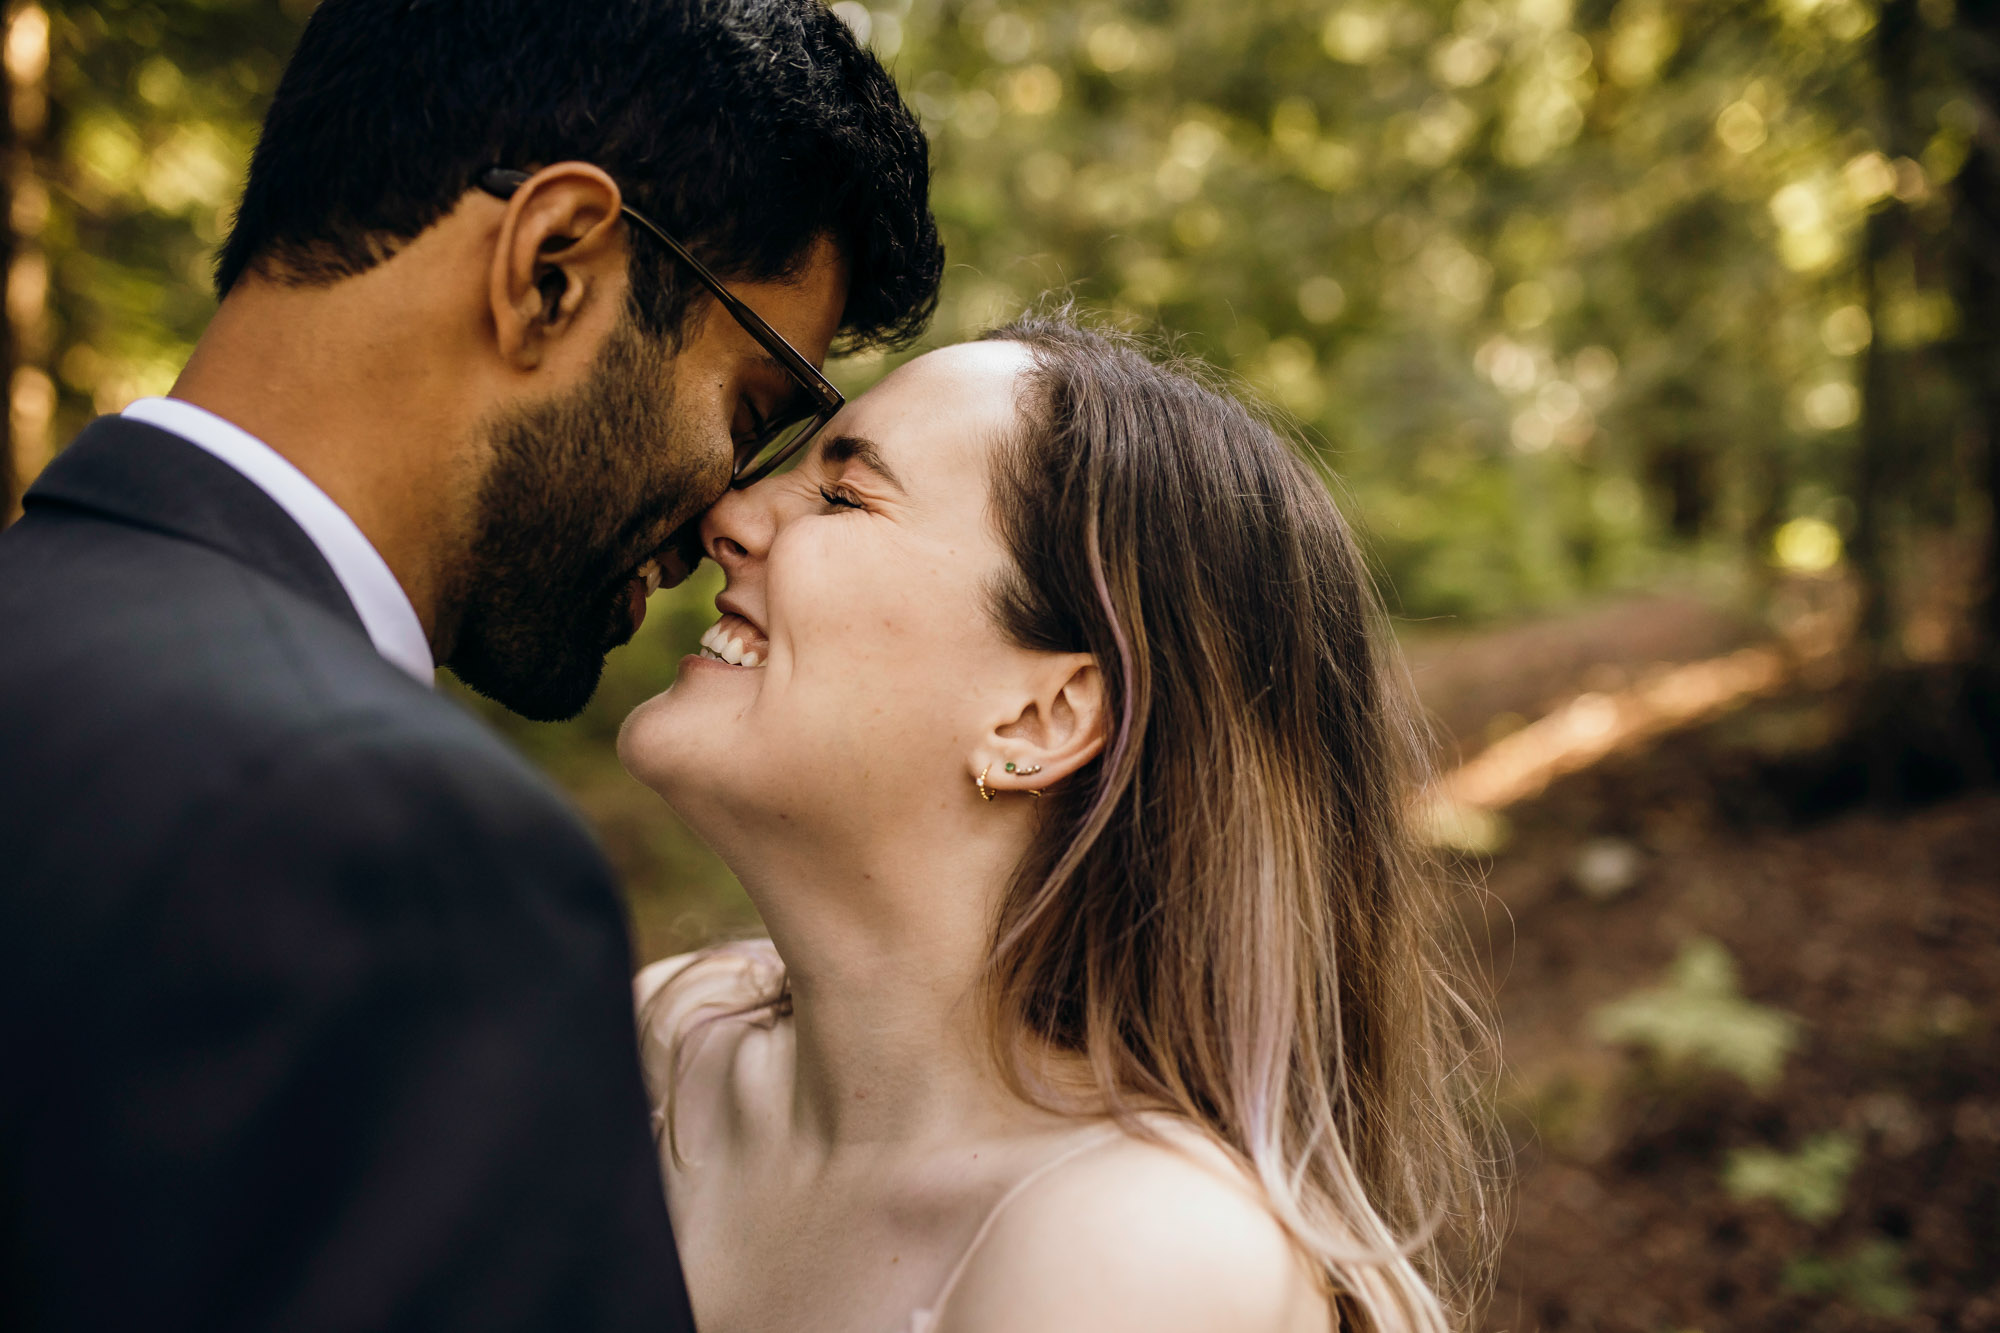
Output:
(698, 611), (769, 668)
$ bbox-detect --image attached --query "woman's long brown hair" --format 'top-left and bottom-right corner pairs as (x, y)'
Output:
(976, 314), (1499, 1331)
(652, 312), (1502, 1330)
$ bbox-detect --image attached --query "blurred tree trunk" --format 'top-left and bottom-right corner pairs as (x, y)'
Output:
(3, 2), (49, 523)
(0, 7), (15, 529)
(1745, 440), (1787, 592)
(1850, 207), (1899, 654)
(1959, 2), (2000, 658)
(1850, 0), (1925, 661)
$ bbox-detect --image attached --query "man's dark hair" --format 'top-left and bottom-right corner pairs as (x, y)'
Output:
(218, 0), (942, 352)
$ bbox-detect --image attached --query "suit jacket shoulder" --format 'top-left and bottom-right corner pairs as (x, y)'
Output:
(0, 420), (598, 952)
(0, 419), (691, 1332)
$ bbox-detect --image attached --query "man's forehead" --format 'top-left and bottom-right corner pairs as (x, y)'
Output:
(726, 239), (848, 369)
(776, 237), (849, 364)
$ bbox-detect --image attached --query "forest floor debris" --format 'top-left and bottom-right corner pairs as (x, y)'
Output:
(1468, 690), (1999, 1331)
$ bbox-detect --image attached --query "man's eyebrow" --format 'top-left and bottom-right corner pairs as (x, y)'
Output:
(819, 433), (907, 492)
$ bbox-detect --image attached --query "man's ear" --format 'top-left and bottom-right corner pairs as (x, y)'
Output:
(484, 162), (626, 371)
(976, 655), (1106, 797)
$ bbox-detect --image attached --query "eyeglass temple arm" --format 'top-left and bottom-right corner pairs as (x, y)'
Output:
(613, 210), (841, 407)
(476, 168), (841, 413)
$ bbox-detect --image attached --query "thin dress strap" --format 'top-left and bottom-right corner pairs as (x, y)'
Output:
(907, 1125), (1127, 1333)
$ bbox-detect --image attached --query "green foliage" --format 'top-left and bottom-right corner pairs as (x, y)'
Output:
(17, 0), (1987, 922)
(31, 0), (1983, 625)
(1723, 1131), (1859, 1223)
(1588, 936), (1803, 1089)
(31, 1), (313, 444)
(1784, 1238), (1916, 1316)
(873, 0), (1980, 620)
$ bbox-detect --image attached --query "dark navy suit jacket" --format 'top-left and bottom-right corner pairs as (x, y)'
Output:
(0, 417), (694, 1332)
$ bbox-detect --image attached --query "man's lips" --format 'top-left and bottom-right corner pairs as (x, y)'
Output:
(652, 519), (708, 590)
(619, 519), (706, 637)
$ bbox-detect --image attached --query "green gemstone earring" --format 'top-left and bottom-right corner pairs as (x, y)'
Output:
(978, 761), (1046, 803)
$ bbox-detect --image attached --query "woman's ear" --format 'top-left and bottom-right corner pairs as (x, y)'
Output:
(485, 163), (626, 371)
(977, 655), (1105, 797)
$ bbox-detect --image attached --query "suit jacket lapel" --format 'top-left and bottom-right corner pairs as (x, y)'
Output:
(23, 416), (368, 636)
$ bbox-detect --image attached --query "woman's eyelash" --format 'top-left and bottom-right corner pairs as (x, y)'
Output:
(818, 486), (864, 511)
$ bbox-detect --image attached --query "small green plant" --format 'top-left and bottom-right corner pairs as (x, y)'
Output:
(1723, 1132), (1859, 1224)
(1588, 937), (1805, 1090)
(1784, 1239), (1915, 1316)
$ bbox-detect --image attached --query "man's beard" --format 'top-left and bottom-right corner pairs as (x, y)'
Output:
(445, 319), (718, 722)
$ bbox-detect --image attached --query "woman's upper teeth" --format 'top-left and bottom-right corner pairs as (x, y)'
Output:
(699, 614), (766, 668)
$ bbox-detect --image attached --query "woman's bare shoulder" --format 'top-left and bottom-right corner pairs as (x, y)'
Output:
(939, 1124), (1332, 1333)
(633, 940), (786, 1106)
(636, 939), (783, 1018)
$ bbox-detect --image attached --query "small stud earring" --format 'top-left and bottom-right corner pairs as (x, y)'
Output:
(1005, 762), (1043, 777)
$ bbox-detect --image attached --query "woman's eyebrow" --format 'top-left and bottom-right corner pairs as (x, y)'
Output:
(818, 433), (907, 493)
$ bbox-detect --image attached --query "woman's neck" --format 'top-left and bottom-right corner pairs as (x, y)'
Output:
(724, 806), (1068, 1158)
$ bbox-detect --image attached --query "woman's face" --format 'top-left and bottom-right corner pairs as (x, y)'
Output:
(619, 340), (1041, 847)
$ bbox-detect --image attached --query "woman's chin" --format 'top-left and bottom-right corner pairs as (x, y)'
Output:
(617, 683), (756, 825)
(616, 687), (689, 796)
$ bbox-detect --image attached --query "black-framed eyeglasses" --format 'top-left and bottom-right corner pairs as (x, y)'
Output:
(477, 167), (843, 487)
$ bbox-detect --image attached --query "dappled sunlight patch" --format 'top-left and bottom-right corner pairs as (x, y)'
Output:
(1773, 517), (1843, 573)
(1413, 795), (1509, 855)
(1423, 645), (1793, 822)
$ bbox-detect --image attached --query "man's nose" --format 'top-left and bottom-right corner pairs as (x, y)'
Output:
(700, 482), (774, 575)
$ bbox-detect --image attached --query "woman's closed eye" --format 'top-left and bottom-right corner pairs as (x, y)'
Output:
(818, 485), (865, 512)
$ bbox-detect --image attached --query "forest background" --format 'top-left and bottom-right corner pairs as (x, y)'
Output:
(1, 0), (1995, 1327)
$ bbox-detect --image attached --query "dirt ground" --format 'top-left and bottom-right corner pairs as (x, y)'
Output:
(1450, 672), (1999, 1331)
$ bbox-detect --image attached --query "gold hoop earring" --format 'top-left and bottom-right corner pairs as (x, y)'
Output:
(976, 763), (995, 802)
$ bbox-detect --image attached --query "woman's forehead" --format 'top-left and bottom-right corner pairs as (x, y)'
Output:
(840, 341), (1032, 484)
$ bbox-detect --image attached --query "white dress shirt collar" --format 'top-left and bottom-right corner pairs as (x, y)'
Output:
(122, 396), (435, 686)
